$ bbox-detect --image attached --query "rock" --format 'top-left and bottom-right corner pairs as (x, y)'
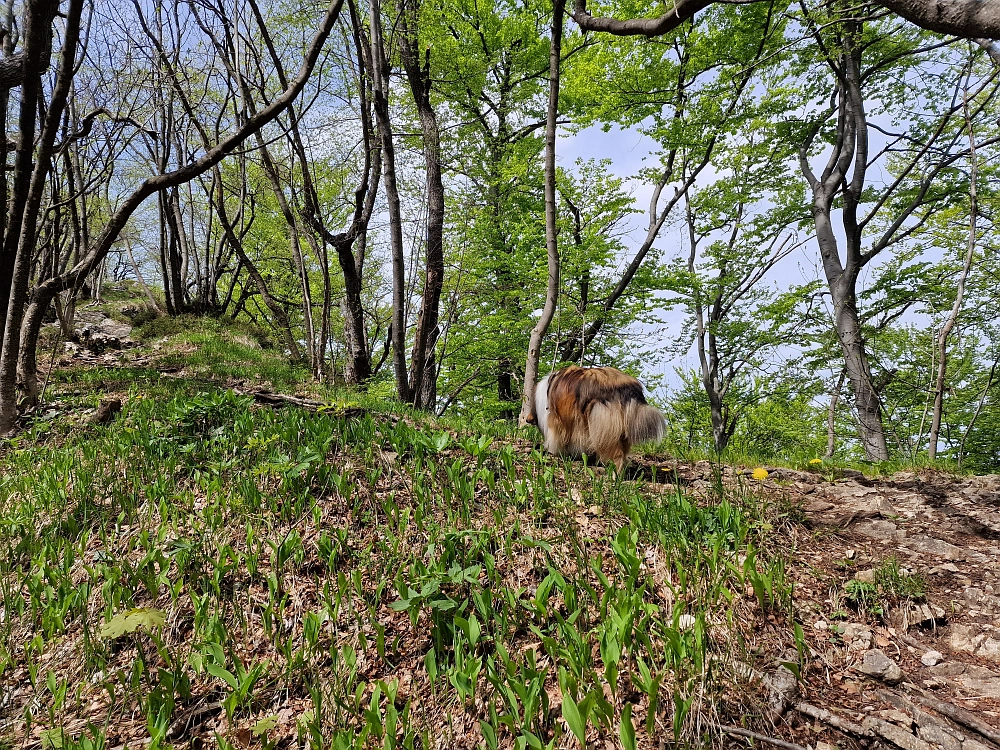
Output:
(878, 709), (914, 728)
(916, 724), (963, 750)
(802, 498), (835, 512)
(814, 620), (829, 631)
(840, 622), (874, 650)
(920, 650), (944, 666)
(856, 649), (903, 685)
(964, 587), (1000, 614)
(899, 602), (947, 630)
(88, 398), (122, 426)
(955, 674), (1000, 698)
(764, 653), (799, 715)
(862, 717), (933, 750)
(815, 743), (837, 750)
(928, 661), (966, 677)
(947, 624), (1000, 662)
(855, 568), (876, 583)
(852, 519), (906, 541)
(836, 468), (867, 480)
(901, 535), (967, 561)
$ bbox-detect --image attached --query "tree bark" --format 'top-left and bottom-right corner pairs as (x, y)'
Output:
(571, 0), (1000, 40)
(826, 370), (846, 459)
(0, 0), (75, 426)
(519, 0), (565, 426)
(398, 0), (445, 410)
(369, 0), (411, 403)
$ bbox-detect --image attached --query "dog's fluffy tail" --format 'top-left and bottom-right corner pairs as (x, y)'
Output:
(624, 400), (665, 446)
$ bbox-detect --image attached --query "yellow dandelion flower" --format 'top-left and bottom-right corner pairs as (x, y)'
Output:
(752, 468), (768, 481)
(809, 458), (823, 466)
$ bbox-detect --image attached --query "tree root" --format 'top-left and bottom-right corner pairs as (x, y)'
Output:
(794, 702), (869, 737)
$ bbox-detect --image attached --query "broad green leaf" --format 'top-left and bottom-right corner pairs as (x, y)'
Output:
(206, 662), (239, 690)
(252, 715), (279, 736)
(620, 703), (637, 750)
(99, 608), (166, 639)
(561, 690), (587, 746)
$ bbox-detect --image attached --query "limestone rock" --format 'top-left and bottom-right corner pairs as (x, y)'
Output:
(920, 650), (944, 666)
(856, 648), (903, 685)
(902, 536), (967, 561)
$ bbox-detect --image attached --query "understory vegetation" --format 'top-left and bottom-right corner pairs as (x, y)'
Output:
(0, 325), (808, 749)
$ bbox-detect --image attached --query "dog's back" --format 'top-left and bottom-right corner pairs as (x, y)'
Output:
(532, 366), (664, 468)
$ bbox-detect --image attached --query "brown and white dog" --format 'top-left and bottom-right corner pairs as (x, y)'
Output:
(526, 366), (665, 469)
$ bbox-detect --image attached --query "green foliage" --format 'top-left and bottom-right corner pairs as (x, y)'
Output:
(1, 350), (794, 746)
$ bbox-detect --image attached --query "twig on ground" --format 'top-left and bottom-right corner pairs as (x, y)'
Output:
(718, 725), (809, 750)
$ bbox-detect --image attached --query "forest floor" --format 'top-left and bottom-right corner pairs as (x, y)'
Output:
(1, 297), (999, 750)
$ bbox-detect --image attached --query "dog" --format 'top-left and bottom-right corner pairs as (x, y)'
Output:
(526, 366), (665, 470)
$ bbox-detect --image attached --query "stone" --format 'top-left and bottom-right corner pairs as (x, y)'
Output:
(855, 568), (877, 583)
(948, 624), (1000, 662)
(878, 709), (914, 728)
(841, 623), (874, 650)
(916, 724), (963, 750)
(856, 649), (903, 685)
(900, 602), (947, 630)
(920, 650), (944, 666)
(852, 519), (905, 541)
(765, 656), (799, 715)
(901, 536), (966, 561)
(862, 717), (933, 750)
(928, 661), (966, 676)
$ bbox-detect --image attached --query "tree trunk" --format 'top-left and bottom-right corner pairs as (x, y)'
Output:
(370, 0), (411, 403)
(929, 74), (978, 461)
(830, 271), (889, 461)
(519, 0), (565, 426)
(0, 0), (75, 429)
(398, 0), (445, 410)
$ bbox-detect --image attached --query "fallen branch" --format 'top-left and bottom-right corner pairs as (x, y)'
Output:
(718, 725), (808, 750)
(794, 702), (868, 737)
(244, 389), (366, 418)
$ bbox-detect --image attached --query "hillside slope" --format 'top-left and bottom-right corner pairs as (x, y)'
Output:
(1, 312), (999, 750)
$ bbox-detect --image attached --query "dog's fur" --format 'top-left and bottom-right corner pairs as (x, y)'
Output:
(527, 366), (665, 469)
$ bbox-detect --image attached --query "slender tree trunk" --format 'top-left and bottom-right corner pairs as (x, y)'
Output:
(958, 356), (998, 468)
(370, 0), (411, 403)
(929, 73), (978, 461)
(519, 0), (565, 426)
(212, 166), (301, 360)
(125, 238), (162, 312)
